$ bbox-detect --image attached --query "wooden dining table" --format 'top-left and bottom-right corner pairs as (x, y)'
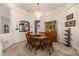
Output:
(26, 32), (54, 55)
(28, 34), (52, 55)
(31, 35), (48, 50)
(31, 35), (48, 40)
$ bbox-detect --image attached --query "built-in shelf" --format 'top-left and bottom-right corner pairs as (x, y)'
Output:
(64, 28), (71, 47)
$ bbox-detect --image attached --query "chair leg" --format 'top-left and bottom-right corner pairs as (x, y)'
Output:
(49, 47), (51, 55)
(30, 46), (33, 51)
(28, 44), (31, 49)
(26, 43), (28, 48)
(35, 47), (37, 55)
(51, 46), (54, 51)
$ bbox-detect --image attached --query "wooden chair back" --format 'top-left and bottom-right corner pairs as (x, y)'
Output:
(39, 32), (56, 42)
(45, 32), (56, 42)
(25, 32), (33, 44)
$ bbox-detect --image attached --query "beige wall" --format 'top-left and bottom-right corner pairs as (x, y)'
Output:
(43, 4), (79, 53)
(0, 4), (44, 50)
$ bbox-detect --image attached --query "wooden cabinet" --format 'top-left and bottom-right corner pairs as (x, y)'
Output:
(40, 32), (57, 42)
(45, 21), (57, 42)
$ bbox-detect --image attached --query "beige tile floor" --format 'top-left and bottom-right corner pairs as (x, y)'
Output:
(3, 41), (79, 56)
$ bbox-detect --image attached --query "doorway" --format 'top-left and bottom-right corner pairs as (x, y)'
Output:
(34, 20), (40, 34)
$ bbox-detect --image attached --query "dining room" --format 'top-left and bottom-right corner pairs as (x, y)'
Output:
(0, 3), (79, 56)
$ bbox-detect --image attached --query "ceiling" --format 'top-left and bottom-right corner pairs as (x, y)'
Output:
(14, 3), (67, 13)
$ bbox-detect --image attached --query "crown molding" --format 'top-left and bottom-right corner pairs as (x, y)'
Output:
(7, 3), (76, 19)
(7, 3), (29, 16)
(7, 3), (37, 19)
(42, 3), (76, 17)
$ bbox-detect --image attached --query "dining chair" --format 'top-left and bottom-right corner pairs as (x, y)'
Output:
(25, 32), (33, 48)
(44, 32), (55, 50)
(29, 35), (41, 55)
(25, 33), (31, 49)
(41, 39), (52, 55)
(39, 33), (52, 55)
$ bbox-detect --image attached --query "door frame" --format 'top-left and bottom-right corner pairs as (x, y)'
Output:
(34, 20), (40, 34)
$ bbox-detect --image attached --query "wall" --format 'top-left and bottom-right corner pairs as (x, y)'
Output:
(0, 4), (44, 50)
(0, 16), (10, 34)
(77, 4), (79, 53)
(0, 4), (11, 52)
(0, 3), (10, 34)
(0, 4), (30, 50)
(43, 4), (79, 52)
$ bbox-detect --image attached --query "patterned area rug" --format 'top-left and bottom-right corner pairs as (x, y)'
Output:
(3, 41), (79, 56)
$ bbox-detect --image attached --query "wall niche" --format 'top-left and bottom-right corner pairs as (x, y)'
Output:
(0, 16), (10, 34)
(0, 3), (10, 34)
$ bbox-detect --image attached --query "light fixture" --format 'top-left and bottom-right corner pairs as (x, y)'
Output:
(35, 3), (42, 18)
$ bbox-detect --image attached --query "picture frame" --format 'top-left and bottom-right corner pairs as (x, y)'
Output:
(66, 13), (74, 20)
(65, 20), (75, 27)
(19, 21), (30, 32)
(45, 21), (56, 32)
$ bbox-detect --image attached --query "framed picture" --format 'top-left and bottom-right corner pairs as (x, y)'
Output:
(45, 21), (57, 32)
(66, 13), (74, 20)
(19, 21), (30, 32)
(65, 20), (75, 27)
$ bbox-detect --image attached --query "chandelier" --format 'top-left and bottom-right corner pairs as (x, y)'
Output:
(35, 3), (42, 18)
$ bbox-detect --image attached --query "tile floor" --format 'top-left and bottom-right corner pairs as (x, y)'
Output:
(3, 41), (79, 56)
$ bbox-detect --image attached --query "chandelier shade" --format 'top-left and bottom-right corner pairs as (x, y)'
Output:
(35, 10), (42, 18)
(35, 3), (42, 18)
